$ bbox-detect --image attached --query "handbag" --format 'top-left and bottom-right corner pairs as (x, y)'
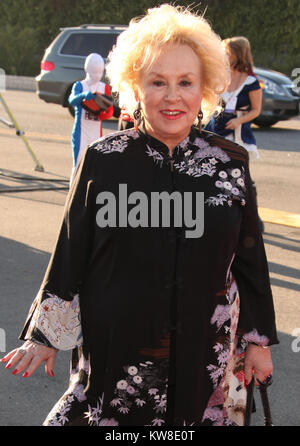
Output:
(244, 376), (274, 426)
(81, 93), (113, 116)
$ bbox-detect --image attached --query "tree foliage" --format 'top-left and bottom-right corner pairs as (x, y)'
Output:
(0, 0), (299, 76)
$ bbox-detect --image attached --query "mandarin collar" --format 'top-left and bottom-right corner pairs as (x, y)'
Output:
(137, 125), (201, 159)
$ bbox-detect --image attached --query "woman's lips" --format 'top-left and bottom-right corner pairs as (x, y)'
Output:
(160, 110), (186, 120)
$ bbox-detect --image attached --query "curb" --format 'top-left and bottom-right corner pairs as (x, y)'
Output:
(5, 75), (36, 92)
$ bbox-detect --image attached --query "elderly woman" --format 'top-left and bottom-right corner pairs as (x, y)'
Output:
(1, 5), (278, 426)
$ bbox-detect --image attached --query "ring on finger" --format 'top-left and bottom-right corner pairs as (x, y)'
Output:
(18, 348), (27, 356)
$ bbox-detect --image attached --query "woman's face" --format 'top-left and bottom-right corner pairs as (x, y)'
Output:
(135, 44), (203, 149)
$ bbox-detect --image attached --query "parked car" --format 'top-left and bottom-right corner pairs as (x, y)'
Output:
(36, 25), (300, 126)
(35, 24), (127, 117)
(253, 66), (300, 127)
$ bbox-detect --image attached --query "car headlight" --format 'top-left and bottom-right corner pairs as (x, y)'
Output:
(258, 76), (286, 96)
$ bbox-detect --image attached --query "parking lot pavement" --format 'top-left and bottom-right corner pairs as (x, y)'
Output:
(0, 90), (299, 426)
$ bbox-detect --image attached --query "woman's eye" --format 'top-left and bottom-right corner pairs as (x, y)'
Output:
(180, 80), (192, 87)
(153, 80), (164, 86)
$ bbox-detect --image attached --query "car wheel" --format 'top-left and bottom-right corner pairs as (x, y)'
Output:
(253, 118), (278, 128)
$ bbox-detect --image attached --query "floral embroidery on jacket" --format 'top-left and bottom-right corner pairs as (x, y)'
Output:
(242, 328), (269, 346)
(174, 139), (230, 178)
(202, 279), (246, 426)
(92, 129), (139, 154)
(205, 166), (246, 207)
(27, 291), (82, 350)
(110, 360), (168, 426)
(146, 145), (164, 167)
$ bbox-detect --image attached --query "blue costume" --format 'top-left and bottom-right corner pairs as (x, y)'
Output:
(68, 53), (113, 170)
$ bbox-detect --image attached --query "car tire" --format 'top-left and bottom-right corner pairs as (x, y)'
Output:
(253, 118), (278, 128)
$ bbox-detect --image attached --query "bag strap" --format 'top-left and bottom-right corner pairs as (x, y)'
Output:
(259, 382), (274, 426)
(244, 377), (255, 426)
(244, 376), (274, 426)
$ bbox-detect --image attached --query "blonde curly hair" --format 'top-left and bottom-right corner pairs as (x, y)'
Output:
(106, 4), (230, 123)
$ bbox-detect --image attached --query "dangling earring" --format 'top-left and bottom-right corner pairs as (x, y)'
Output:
(133, 101), (142, 132)
(197, 110), (203, 133)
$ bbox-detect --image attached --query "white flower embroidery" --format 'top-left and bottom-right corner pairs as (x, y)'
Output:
(146, 145), (164, 166)
(231, 168), (241, 178)
(126, 385), (136, 394)
(117, 380), (128, 390)
(205, 166), (246, 207)
(118, 406), (130, 414)
(205, 194), (229, 206)
(215, 181), (223, 188)
(223, 181), (232, 190)
(92, 129), (139, 154)
(28, 291), (82, 350)
(148, 388), (159, 395)
(84, 394), (119, 426)
(135, 398), (146, 407)
(127, 366), (138, 376)
(152, 418), (165, 426)
(133, 375), (143, 384)
(110, 398), (122, 407)
(219, 171), (228, 179)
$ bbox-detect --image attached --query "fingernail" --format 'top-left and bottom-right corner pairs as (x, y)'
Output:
(22, 372), (29, 378)
(5, 363), (12, 369)
(50, 370), (54, 377)
(11, 369), (19, 375)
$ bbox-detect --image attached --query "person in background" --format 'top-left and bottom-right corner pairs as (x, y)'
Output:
(205, 36), (264, 231)
(68, 53), (114, 173)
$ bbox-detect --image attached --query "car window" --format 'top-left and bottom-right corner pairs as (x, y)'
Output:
(60, 32), (120, 58)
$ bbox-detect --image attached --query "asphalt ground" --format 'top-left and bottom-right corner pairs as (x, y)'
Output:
(0, 90), (299, 426)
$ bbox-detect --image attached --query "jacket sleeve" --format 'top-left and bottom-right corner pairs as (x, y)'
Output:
(231, 155), (279, 347)
(68, 81), (95, 106)
(19, 149), (96, 350)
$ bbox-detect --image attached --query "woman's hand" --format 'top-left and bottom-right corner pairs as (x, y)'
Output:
(225, 117), (241, 130)
(244, 343), (273, 386)
(1, 340), (57, 378)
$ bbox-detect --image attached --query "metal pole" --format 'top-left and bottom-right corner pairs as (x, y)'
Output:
(0, 93), (44, 172)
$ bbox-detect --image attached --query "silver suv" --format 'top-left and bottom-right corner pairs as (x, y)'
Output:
(36, 24), (300, 126)
(36, 24), (126, 116)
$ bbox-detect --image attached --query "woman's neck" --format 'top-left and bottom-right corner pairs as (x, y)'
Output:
(227, 70), (248, 92)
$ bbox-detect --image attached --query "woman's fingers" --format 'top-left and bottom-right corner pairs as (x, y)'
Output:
(11, 352), (34, 375)
(22, 354), (45, 378)
(244, 344), (273, 387)
(1, 348), (20, 364)
(2, 348), (30, 370)
(1, 342), (58, 378)
(45, 354), (56, 377)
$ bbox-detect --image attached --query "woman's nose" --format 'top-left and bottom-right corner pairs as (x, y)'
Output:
(164, 84), (180, 101)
